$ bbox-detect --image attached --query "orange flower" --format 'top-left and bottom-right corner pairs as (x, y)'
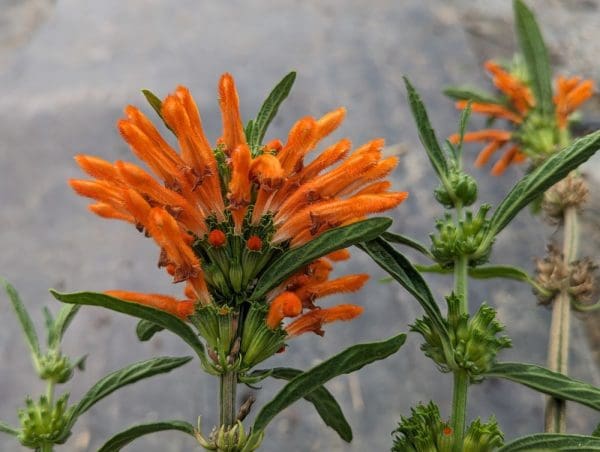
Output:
(70, 73), (407, 338)
(450, 60), (594, 175)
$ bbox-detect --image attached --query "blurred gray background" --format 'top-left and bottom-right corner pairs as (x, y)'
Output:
(1, 0), (599, 450)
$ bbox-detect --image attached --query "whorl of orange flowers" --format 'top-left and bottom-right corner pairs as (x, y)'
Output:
(450, 60), (594, 175)
(70, 73), (407, 337)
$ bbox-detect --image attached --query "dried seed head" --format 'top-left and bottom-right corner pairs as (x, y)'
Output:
(569, 257), (598, 305)
(534, 244), (569, 305)
(542, 172), (589, 223)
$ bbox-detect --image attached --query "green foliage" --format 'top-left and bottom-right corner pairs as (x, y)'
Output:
(252, 333), (406, 433)
(267, 367), (352, 442)
(486, 362), (600, 411)
(248, 72), (296, 150)
(250, 217), (392, 301)
(513, 0), (554, 115)
(443, 86), (507, 106)
(412, 295), (511, 382)
(479, 130), (600, 252)
(382, 231), (434, 260)
(97, 420), (196, 452)
(141, 89), (174, 133)
(498, 434), (600, 451)
(2, 278), (41, 359)
(136, 319), (165, 341)
(358, 238), (448, 337)
(430, 206), (492, 267)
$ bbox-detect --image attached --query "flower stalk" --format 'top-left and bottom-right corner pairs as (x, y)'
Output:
(219, 371), (237, 428)
(451, 250), (469, 451)
(544, 201), (578, 432)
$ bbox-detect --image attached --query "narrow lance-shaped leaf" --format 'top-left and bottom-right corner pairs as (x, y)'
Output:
(486, 362), (600, 411)
(250, 217), (392, 301)
(50, 304), (80, 348)
(69, 356), (192, 426)
(403, 77), (448, 181)
(0, 421), (19, 436)
(136, 319), (165, 341)
(253, 333), (406, 433)
(50, 291), (209, 365)
(480, 130), (600, 251)
(513, 0), (554, 115)
(141, 89), (174, 133)
(443, 86), (508, 106)
(267, 367), (352, 442)
(381, 232), (434, 260)
(358, 238), (447, 336)
(97, 420), (196, 452)
(42, 307), (55, 347)
(498, 434), (600, 451)
(249, 71), (296, 148)
(2, 278), (41, 359)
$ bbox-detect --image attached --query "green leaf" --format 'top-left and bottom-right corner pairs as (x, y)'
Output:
(358, 239), (447, 336)
(498, 434), (600, 451)
(481, 130), (600, 250)
(2, 278), (41, 359)
(443, 86), (507, 106)
(250, 217), (392, 301)
(97, 420), (195, 452)
(136, 319), (165, 341)
(456, 101), (473, 162)
(253, 333), (406, 433)
(487, 362), (600, 411)
(403, 77), (448, 180)
(0, 421), (19, 436)
(50, 291), (208, 364)
(42, 307), (55, 347)
(71, 356), (192, 424)
(141, 89), (174, 133)
(381, 232), (434, 260)
(249, 72), (296, 148)
(268, 367), (352, 442)
(51, 304), (80, 348)
(513, 0), (554, 115)
(468, 265), (551, 297)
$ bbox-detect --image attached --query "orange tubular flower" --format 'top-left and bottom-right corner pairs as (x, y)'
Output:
(70, 72), (407, 342)
(450, 60), (595, 175)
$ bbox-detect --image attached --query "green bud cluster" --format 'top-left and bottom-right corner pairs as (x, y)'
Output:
(37, 350), (74, 384)
(196, 419), (263, 451)
(463, 417), (504, 452)
(17, 394), (71, 448)
(434, 169), (478, 209)
(239, 303), (286, 370)
(392, 402), (504, 452)
(430, 205), (492, 267)
(516, 112), (563, 163)
(412, 294), (511, 383)
(392, 402), (453, 452)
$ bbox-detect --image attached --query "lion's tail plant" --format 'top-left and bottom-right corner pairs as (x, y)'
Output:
(364, 71), (600, 448)
(444, 0), (600, 435)
(0, 279), (191, 452)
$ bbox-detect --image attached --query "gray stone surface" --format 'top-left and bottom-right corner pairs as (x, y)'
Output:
(0, 0), (599, 450)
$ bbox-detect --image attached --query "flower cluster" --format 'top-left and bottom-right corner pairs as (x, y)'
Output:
(69, 73), (407, 353)
(450, 60), (594, 175)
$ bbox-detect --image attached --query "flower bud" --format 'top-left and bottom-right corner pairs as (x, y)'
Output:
(434, 170), (478, 208)
(463, 417), (504, 452)
(195, 418), (263, 452)
(37, 350), (74, 384)
(18, 394), (70, 448)
(392, 401), (453, 452)
(240, 303), (286, 370)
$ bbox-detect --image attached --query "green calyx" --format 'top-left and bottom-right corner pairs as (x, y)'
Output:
(516, 112), (566, 163)
(17, 394), (71, 448)
(392, 402), (454, 452)
(239, 303), (286, 371)
(430, 205), (492, 267)
(392, 402), (504, 452)
(412, 294), (511, 383)
(196, 418), (263, 451)
(36, 350), (74, 384)
(434, 169), (478, 209)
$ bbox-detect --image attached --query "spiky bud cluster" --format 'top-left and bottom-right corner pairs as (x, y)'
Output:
(434, 169), (478, 209)
(412, 294), (511, 382)
(392, 402), (504, 452)
(17, 394), (71, 448)
(542, 172), (588, 222)
(37, 350), (74, 384)
(569, 258), (597, 305)
(430, 205), (492, 267)
(195, 419), (263, 452)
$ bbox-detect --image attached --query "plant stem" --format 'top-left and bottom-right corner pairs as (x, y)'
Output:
(46, 380), (55, 406)
(219, 371), (237, 428)
(451, 253), (469, 451)
(544, 204), (578, 432)
(40, 443), (54, 452)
